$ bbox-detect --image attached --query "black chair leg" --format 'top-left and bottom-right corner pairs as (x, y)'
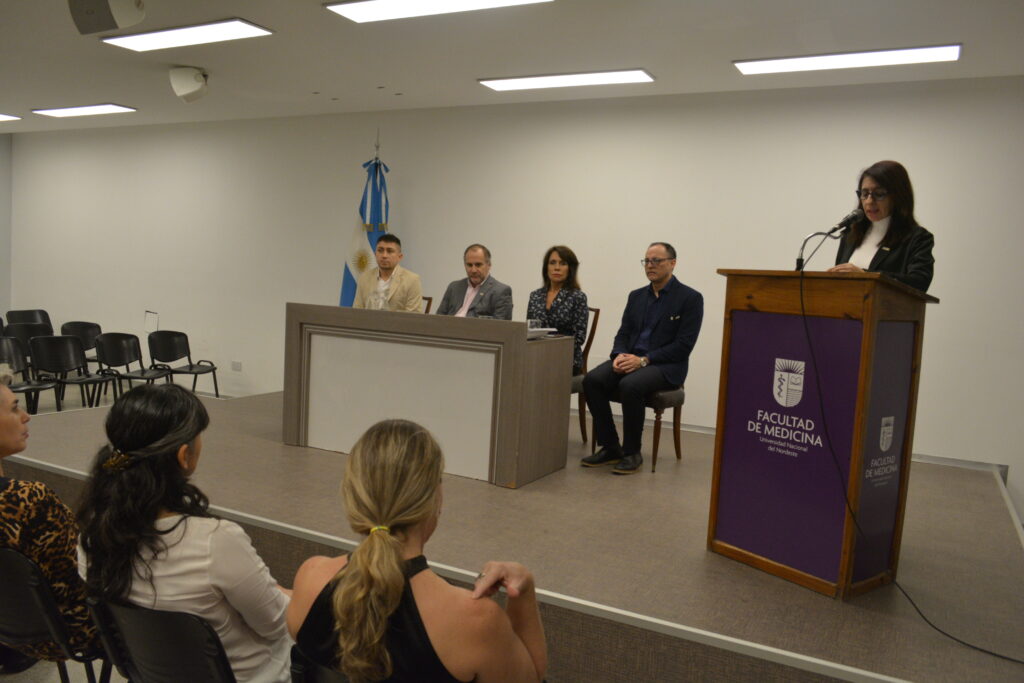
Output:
(192, 375), (198, 392)
(57, 660), (71, 683)
(212, 370), (219, 398)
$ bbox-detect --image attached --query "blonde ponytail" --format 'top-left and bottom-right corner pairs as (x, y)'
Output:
(331, 420), (443, 681)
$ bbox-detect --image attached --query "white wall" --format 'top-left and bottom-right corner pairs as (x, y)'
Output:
(10, 76), (1024, 516)
(0, 134), (11, 314)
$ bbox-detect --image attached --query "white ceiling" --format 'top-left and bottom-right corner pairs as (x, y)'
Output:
(2, 0), (1022, 134)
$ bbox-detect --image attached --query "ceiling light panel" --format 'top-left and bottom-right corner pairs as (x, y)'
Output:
(102, 19), (272, 52)
(326, 0), (553, 23)
(735, 45), (961, 75)
(480, 69), (654, 91)
(0, 114), (22, 122)
(33, 104), (136, 118)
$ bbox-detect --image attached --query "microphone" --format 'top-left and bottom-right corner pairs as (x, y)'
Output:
(828, 208), (864, 235)
(795, 208), (864, 270)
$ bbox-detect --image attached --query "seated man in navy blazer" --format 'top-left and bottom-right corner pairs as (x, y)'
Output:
(436, 244), (513, 319)
(581, 242), (703, 474)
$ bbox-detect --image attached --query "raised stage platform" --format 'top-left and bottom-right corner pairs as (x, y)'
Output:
(8, 393), (1024, 681)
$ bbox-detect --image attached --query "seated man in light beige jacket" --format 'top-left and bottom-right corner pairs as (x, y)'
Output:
(352, 233), (424, 312)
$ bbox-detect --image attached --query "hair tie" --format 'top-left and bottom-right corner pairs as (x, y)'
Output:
(102, 448), (133, 472)
(369, 525), (390, 535)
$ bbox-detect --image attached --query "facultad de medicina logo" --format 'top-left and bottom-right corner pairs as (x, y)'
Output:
(773, 358), (805, 408)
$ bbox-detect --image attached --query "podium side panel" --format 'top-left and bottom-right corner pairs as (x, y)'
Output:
(714, 312), (860, 583)
(852, 321), (915, 582)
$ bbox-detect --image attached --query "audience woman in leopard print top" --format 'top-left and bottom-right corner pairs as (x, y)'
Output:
(0, 364), (98, 667)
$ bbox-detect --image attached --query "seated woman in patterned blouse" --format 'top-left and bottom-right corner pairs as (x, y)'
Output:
(0, 365), (98, 673)
(526, 245), (589, 374)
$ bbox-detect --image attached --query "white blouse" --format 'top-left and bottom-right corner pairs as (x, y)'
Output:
(80, 515), (291, 683)
(848, 216), (891, 270)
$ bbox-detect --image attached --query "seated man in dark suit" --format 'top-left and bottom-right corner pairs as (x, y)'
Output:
(436, 244), (513, 319)
(581, 242), (703, 474)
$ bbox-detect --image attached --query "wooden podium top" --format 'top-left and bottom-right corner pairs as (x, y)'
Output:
(717, 269), (939, 304)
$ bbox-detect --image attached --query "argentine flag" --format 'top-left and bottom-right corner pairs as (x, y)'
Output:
(340, 157), (389, 306)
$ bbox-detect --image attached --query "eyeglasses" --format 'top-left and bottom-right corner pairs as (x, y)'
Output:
(856, 189), (889, 201)
(640, 258), (672, 266)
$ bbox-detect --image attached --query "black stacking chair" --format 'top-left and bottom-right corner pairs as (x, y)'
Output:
(290, 644), (347, 682)
(61, 322), (103, 367)
(0, 336), (61, 413)
(0, 549), (111, 683)
(95, 333), (171, 398)
(148, 330), (219, 397)
(5, 309), (52, 328)
(4, 322), (54, 360)
(29, 336), (113, 408)
(87, 598), (235, 683)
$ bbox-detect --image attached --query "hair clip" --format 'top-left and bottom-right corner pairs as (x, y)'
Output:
(102, 448), (133, 472)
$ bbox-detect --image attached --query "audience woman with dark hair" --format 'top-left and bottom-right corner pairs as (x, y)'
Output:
(527, 245), (589, 374)
(0, 365), (98, 674)
(287, 419), (547, 682)
(77, 384), (291, 683)
(828, 160), (935, 292)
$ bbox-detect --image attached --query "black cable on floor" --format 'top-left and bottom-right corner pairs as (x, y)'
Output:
(797, 269), (1024, 667)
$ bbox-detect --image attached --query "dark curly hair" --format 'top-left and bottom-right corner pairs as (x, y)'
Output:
(77, 383), (211, 600)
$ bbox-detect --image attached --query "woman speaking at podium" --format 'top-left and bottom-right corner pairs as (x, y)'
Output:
(828, 160), (935, 292)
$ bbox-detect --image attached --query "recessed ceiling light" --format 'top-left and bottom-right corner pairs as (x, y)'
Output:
(479, 69), (654, 91)
(0, 114), (21, 122)
(33, 104), (136, 118)
(102, 19), (272, 52)
(734, 45), (961, 75)
(326, 0), (552, 23)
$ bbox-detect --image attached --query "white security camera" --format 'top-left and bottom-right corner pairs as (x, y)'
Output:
(169, 67), (209, 103)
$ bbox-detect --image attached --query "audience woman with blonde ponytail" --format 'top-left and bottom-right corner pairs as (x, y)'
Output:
(288, 419), (547, 682)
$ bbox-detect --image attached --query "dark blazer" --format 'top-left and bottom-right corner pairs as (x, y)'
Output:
(835, 224), (935, 292)
(611, 276), (703, 387)
(436, 276), (513, 319)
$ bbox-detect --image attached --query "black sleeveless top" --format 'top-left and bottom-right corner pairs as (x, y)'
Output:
(296, 555), (465, 682)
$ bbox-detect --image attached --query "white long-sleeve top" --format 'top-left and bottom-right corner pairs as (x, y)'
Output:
(80, 515), (291, 683)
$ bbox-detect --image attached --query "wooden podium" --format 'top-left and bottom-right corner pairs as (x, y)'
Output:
(707, 270), (938, 598)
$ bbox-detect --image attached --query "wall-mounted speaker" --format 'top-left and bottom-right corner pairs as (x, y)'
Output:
(68, 0), (145, 35)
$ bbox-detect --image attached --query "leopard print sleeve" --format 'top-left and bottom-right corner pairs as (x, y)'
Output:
(1, 479), (98, 660)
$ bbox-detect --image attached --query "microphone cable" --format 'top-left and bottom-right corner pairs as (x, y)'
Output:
(796, 269), (1024, 666)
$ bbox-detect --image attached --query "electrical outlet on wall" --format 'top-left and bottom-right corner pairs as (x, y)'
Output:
(231, 360), (242, 372)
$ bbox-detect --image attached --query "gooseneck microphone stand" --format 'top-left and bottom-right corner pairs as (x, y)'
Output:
(795, 208), (862, 270)
(795, 229), (843, 271)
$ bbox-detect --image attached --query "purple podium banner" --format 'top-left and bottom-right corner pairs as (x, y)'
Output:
(716, 311), (862, 582)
